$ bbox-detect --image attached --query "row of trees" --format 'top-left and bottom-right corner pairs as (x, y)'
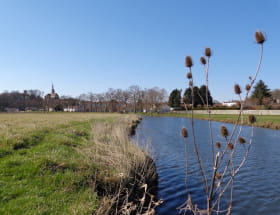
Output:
(168, 85), (213, 108)
(0, 85), (168, 112)
(0, 90), (44, 111)
(168, 80), (278, 109)
(75, 86), (167, 112)
(1, 80), (277, 112)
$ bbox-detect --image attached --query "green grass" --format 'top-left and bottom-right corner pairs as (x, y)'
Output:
(142, 113), (280, 129)
(0, 113), (153, 215)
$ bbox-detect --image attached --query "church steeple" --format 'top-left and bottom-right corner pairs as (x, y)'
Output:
(44, 83), (60, 111)
(45, 83), (59, 100)
(51, 83), (55, 94)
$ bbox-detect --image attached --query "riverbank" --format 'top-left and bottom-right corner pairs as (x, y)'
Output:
(0, 113), (157, 215)
(142, 112), (280, 130)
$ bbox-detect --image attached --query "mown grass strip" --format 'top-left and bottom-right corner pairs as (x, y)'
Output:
(142, 113), (280, 130)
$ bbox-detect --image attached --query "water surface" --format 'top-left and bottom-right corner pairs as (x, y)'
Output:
(134, 116), (280, 215)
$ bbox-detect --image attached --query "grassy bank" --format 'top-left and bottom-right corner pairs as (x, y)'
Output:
(142, 112), (280, 130)
(0, 113), (157, 215)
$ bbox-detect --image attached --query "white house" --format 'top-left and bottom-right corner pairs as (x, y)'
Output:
(222, 101), (238, 107)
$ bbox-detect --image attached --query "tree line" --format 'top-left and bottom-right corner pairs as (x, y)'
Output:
(168, 80), (279, 109)
(74, 86), (167, 112)
(0, 90), (44, 111)
(168, 85), (213, 108)
(0, 85), (167, 112)
(1, 80), (278, 112)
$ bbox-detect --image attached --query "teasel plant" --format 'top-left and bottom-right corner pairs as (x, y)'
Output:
(179, 31), (265, 215)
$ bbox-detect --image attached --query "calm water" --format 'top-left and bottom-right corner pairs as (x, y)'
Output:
(134, 116), (280, 215)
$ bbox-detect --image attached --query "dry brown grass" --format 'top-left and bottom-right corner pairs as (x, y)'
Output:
(78, 114), (158, 214)
(0, 112), (119, 146)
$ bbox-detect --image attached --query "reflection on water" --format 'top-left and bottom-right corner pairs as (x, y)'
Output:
(134, 116), (280, 215)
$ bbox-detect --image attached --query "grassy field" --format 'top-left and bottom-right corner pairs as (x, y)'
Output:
(0, 113), (156, 215)
(143, 113), (280, 130)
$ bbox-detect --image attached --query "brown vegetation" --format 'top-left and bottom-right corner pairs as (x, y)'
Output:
(179, 31), (265, 215)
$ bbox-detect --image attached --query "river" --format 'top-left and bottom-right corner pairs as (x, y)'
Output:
(134, 116), (280, 215)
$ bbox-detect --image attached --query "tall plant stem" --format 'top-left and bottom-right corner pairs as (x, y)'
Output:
(219, 44), (263, 167)
(189, 67), (208, 194)
(184, 138), (189, 189)
(204, 57), (215, 165)
(207, 152), (220, 215)
(251, 44), (264, 90)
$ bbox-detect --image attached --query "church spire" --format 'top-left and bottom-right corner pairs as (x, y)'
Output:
(51, 83), (55, 94)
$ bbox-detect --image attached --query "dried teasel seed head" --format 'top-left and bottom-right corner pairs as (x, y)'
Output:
(249, 115), (256, 124)
(215, 172), (222, 180)
(189, 80), (193, 87)
(181, 127), (188, 138)
(238, 137), (246, 144)
(185, 56), (193, 68)
(236, 101), (241, 108)
(234, 84), (242, 95)
(246, 84), (251, 91)
(205, 47), (211, 57)
(200, 57), (206, 65)
(215, 141), (221, 149)
(187, 72), (192, 79)
(220, 125), (229, 137)
(227, 143), (234, 150)
(255, 31), (265, 44)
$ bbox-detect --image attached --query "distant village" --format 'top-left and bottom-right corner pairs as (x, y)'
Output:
(0, 84), (170, 113)
(1, 81), (280, 113)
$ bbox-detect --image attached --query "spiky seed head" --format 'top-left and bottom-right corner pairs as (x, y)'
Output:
(205, 47), (211, 57)
(187, 72), (192, 79)
(236, 101), (241, 108)
(246, 84), (251, 91)
(255, 31), (265, 44)
(181, 127), (188, 138)
(185, 56), (193, 68)
(215, 141), (221, 149)
(189, 80), (193, 87)
(249, 115), (256, 124)
(215, 172), (222, 179)
(234, 84), (242, 95)
(200, 57), (206, 65)
(238, 137), (246, 144)
(228, 143), (234, 150)
(220, 125), (229, 137)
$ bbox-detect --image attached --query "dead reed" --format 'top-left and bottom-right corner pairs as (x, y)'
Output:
(79, 114), (158, 215)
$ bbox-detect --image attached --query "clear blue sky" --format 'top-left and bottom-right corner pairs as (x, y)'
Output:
(0, 0), (279, 102)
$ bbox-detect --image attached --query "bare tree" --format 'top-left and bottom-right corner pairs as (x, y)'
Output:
(114, 89), (130, 112)
(96, 93), (106, 112)
(104, 88), (117, 112)
(78, 93), (88, 112)
(128, 85), (142, 113)
(144, 87), (167, 112)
